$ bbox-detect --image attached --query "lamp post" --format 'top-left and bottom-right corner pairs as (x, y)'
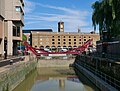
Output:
(4, 37), (7, 59)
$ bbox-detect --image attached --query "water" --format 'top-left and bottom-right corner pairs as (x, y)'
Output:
(13, 67), (100, 91)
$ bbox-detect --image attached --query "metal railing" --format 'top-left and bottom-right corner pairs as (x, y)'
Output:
(77, 61), (120, 90)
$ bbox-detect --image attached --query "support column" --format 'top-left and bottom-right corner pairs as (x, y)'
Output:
(7, 21), (13, 56)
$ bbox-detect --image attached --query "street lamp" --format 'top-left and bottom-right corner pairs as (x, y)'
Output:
(4, 37), (7, 59)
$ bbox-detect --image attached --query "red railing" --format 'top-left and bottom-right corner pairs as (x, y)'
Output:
(23, 39), (93, 56)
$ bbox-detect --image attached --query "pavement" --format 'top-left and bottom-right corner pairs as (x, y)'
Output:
(0, 56), (27, 74)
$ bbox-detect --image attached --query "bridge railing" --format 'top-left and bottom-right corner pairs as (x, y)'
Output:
(77, 61), (120, 90)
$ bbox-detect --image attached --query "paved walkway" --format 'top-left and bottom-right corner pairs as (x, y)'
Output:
(0, 56), (28, 74)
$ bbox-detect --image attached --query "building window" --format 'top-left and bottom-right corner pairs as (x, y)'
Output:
(13, 26), (17, 36)
(16, 6), (21, 12)
(40, 38), (42, 41)
(74, 39), (76, 41)
(58, 36), (60, 38)
(17, 26), (20, 36)
(69, 36), (71, 38)
(64, 36), (65, 38)
(63, 42), (66, 44)
(52, 39), (54, 41)
(58, 42), (60, 44)
(34, 42), (37, 45)
(79, 39), (81, 41)
(69, 42), (71, 44)
(63, 39), (66, 41)
(52, 42), (55, 44)
(84, 36), (86, 38)
(13, 26), (20, 37)
(52, 36), (54, 38)
(40, 42), (42, 44)
(46, 38), (49, 41)
(74, 42), (76, 44)
(46, 42), (49, 45)
(69, 39), (71, 41)
(58, 39), (60, 41)
(74, 36), (76, 38)
(79, 42), (81, 44)
(84, 39), (86, 41)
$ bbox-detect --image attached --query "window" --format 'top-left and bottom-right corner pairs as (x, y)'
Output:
(58, 36), (60, 38)
(79, 42), (81, 44)
(13, 26), (17, 36)
(84, 36), (86, 38)
(52, 36), (54, 38)
(52, 39), (54, 41)
(74, 39), (76, 41)
(40, 42), (42, 44)
(17, 26), (20, 36)
(58, 42), (60, 44)
(46, 42), (49, 45)
(64, 36), (65, 38)
(52, 42), (55, 44)
(69, 36), (71, 38)
(79, 39), (81, 41)
(63, 39), (66, 41)
(63, 42), (66, 44)
(69, 39), (71, 41)
(58, 39), (60, 41)
(74, 42), (76, 44)
(74, 36), (76, 38)
(13, 26), (20, 37)
(46, 38), (49, 41)
(84, 39), (86, 41)
(34, 42), (37, 45)
(16, 6), (21, 12)
(69, 42), (71, 44)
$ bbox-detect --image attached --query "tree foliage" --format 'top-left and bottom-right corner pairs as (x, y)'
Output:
(22, 34), (27, 41)
(92, 0), (120, 40)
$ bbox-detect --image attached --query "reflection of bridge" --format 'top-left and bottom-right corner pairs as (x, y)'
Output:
(23, 39), (93, 56)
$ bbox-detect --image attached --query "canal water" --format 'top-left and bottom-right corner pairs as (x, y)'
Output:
(13, 67), (100, 91)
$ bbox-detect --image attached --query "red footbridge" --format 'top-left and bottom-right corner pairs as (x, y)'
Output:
(23, 39), (93, 56)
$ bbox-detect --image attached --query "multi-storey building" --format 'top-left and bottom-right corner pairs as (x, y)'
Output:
(31, 31), (99, 50)
(0, 0), (24, 56)
(29, 22), (100, 50)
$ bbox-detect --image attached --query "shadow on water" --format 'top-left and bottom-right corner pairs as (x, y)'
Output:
(13, 67), (100, 91)
(74, 68), (101, 91)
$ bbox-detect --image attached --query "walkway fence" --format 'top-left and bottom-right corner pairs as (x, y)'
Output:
(75, 55), (120, 90)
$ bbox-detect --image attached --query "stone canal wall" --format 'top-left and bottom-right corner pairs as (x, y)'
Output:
(74, 55), (118, 91)
(37, 58), (75, 67)
(0, 56), (37, 91)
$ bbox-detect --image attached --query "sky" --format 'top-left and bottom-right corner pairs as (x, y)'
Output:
(24, 0), (98, 33)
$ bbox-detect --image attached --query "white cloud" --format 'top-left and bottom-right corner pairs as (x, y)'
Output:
(24, 0), (36, 13)
(24, 1), (92, 32)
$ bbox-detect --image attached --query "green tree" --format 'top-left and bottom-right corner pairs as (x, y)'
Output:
(92, 0), (120, 40)
(17, 34), (27, 46)
(22, 34), (27, 41)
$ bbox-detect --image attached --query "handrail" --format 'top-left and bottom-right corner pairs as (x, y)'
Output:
(77, 61), (120, 89)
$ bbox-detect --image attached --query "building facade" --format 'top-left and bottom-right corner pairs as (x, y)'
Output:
(0, 0), (24, 56)
(30, 22), (100, 50)
(31, 31), (100, 50)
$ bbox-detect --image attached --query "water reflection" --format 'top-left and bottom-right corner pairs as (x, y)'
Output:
(30, 77), (86, 91)
(13, 67), (100, 91)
